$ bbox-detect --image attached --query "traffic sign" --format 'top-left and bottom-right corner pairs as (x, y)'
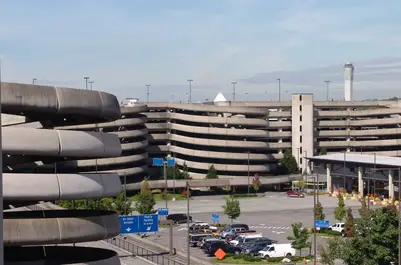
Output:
(120, 215), (139, 233)
(153, 158), (164, 166)
(211, 213), (219, 222)
(158, 208), (169, 216)
(167, 158), (175, 167)
(315, 220), (329, 229)
(138, 214), (159, 233)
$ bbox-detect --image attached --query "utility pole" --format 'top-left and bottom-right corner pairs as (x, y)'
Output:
(231, 81), (237, 101)
(277, 78), (281, 102)
(186, 181), (191, 265)
(0, 60), (4, 261)
(325, 80), (330, 101)
(247, 151), (250, 194)
(187, 79), (193, 103)
(313, 175), (317, 265)
(89, 81), (94, 91)
(83, 77), (90, 90)
(32, 78), (37, 85)
(146, 84), (151, 103)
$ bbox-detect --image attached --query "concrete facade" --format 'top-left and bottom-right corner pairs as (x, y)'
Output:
(2, 82), (122, 265)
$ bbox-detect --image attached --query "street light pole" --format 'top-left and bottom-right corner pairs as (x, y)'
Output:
(186, 181), (191, 265)
(89, 81), (94, 91)
(232, 81), (237, 101)
(247, 151), (250, 194)
(83, 77), (89, 90)
(277, 78), (281, 102)
(0, 61), (4, 262)
(313, 175), (317, 265)
(146, 84), (151, 103)
(187, 79), (193, 103)
(32, 78), (37, 85)
(325, 80), (330, 101)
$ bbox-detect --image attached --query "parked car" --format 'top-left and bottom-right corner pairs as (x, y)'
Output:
(229, 234), (263, 246)
(203, 241), (242, 256)
(286, 190), (305, 198)
(225, 230), (257, 241)
(167, 213), (192, 224)
(329, 223), (345, 235)
(221, 224), (250, 238)
(189, 233), (213, 247)
(242, 241), (271, 256)
(201, 238), (225, 249)
(190, 222), (217, 232)
(258, 243), (296, 259)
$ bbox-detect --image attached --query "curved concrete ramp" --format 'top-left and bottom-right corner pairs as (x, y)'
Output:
(5, 246), (120, 265)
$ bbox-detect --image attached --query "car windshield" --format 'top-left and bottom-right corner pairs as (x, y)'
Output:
(235, 236), (243, 241)
(263, 246), (272, 251)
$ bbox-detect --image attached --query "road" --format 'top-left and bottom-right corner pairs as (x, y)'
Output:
(141, 194), (370, 261)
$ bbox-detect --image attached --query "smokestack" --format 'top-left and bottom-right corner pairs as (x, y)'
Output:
(344, 62), (354, 101)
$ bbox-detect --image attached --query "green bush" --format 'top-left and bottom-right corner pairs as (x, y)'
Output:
(231, 194), (258, 198)
(243, 255), (262, 262)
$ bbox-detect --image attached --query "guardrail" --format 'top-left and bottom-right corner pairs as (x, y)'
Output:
(105, 236), (185, 265)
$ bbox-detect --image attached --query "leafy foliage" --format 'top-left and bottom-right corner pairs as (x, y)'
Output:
(278, 149), (299, 174)
(223, 185), (231, 193)
(334, 194), (346, 221)
(319, 237), (344, 265)
(319, 148), (328, 155)
(314, 201), (325, 220)
(287, 222), (311, 257)
(134, 180), (156, 214)
(167, 164), (186, 180)
(181, 162), (190, 179)
(222, 196), (241, 222)
(344, 208), (355, 237)
(206, 164), (218, 179)
(252, 174), (261, 192)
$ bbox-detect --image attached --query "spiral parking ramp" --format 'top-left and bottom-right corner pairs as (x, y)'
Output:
(2, 82), (122, 265)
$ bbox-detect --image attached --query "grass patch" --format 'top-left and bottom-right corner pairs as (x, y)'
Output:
(311, 228), (341, 237)
(224, 194), (260, 199)
(213, 255), (309, 264)
(131, 193), (186, 201)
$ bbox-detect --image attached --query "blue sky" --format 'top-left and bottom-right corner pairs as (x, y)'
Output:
(1, 0), (401, 101)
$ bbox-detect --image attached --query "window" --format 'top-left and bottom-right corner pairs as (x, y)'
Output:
(300, 115), (302, 121)
(300, 125), (302, 131)
(300, 147), (303, 154)
(270, 247), (275, 251)
(300, 158), (303, 164)
(300, 136), (302, 143)
(299, 95), (302, 101)
(299, 105), (302, 111)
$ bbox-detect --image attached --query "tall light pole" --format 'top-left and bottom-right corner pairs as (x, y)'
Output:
(32, 78), (37, 85)
(245, 92), (248, 101)
(325, 80), (330, 101)
(187, 79), (193, 103)
(277, 78), (281, 102)
(89, 81), (94, 91)
(247, 151), (250, 194)
(146, 84), (151, 103)
(0, 60), (4, 263)
(83, 77), (90, 90)
(232, 81), (237, 101)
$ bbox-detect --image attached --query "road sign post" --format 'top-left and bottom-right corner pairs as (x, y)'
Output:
(211, 213), (220, 224)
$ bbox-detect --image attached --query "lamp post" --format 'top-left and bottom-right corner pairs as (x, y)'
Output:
(0, 61), (4, 262)
(277, 78), (281, 102)
(325, 80), (330, 101)
(232, 81), (237, 101)
(186, 181), (191, 265)
(247, 151), (250, 194)
(83, 77), (90, 90)
(187, 79), (193, 103)
(146, 84), (151, 103)
(32, 78), (37, 85)
(89, 81), (94, 91)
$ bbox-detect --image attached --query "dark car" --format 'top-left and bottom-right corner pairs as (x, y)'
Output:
(242, 241), (271, 256)
(189, 233), (213, 247)
(203, 241), (242, 256)
(201, 238), (226, 249)
(167, 213), (192, 224)
(238, 237), (278, 248)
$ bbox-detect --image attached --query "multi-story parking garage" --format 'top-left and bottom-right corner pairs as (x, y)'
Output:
(2, 83), (122, 264)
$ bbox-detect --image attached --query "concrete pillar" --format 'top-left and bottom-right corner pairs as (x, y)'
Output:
(389, 170), (394, 200)
(358, 166), (364, 197)
(326, 164), (332, 193)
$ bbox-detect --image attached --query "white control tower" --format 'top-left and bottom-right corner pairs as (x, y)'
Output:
(344, 62), (354, 101)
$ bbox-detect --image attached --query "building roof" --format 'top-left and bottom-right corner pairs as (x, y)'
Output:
(213, 92), (227, 103)
(308, 153), (401, 168)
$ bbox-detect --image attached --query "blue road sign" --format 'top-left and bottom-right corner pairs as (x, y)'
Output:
(211, 213), (219, 222)
(167, 158), (175, 167)
(138, 214), (159, 233)
(153, 158), (164, 166)
(315, 220), (329, 229)
(158, 208), (169, 216)
(120, 215), (139, 234)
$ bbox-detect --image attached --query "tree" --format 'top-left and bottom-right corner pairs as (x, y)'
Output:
(314, 201), (325, 220)
(223, 185), (231, 194)
(135, 180), (156, 214)
(252, 174), (261, 193)
(222, 196), (241, 222)
(103, 192), (134, 215)
(319, 148), (328, 155)
(343, 207), (356, 237)
(287, 222), (311, 257)
(359, 198), (373, 219)
(167, 164), (185, 180)
(319, 237), (344, 265)
(278, 149), (298, 174)
(206, 165), (218, 179)
(334, 194), (346, 221)
(182, 162), (190, 179)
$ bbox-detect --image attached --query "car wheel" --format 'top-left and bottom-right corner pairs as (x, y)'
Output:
(264, 255), (270, 260)
(286, 253), (292, 258)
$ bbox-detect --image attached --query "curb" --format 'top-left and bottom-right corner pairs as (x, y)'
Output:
(131, 235), (214, 265)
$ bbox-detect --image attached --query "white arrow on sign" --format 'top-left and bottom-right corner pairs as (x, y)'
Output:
(126, 227), (131, 232)
(147, 226), (151, 231)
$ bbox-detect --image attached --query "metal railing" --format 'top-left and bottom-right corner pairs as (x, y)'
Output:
(105, 236), (185, 265)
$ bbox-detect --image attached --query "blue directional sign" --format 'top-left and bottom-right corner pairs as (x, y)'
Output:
(153, 158), (164, 166)
(315, 220), (330, 229)
(167, 158), (175, 167)
(158, 208), (169, 216)
(211, 213), (220, 222)
(138, 214), (159, 233)
(120, 215), (139, 234)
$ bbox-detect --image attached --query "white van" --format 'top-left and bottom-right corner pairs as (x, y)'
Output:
(229, 234), (262, 246)
(258, 243), (296, 259)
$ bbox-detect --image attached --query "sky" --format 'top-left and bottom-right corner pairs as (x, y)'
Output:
(1, 0), (401, 102)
